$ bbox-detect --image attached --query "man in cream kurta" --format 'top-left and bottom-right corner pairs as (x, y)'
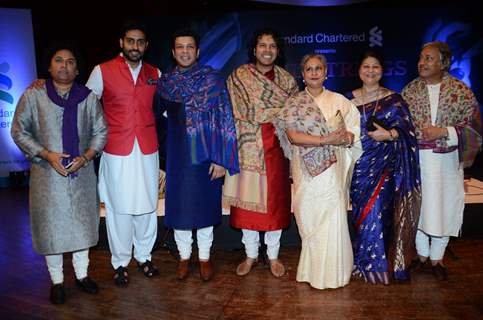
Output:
(402, 41), (482, 280)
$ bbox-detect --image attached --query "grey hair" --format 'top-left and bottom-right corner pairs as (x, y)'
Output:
(300, 54), (327, 70)
(423, 41), (452, 71)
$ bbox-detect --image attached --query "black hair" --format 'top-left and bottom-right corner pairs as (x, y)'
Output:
(248, 27), (285, 66)
(41, 42), (85, 80)
(170, 27), (200, 50)
(358, 48), (385, 70)
(120, 20), (148, 41)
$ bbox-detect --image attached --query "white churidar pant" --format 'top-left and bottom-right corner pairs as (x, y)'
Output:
(241, 229), (282, 260)
(45, 249), (89, 284)
(174, 226), (214, 260)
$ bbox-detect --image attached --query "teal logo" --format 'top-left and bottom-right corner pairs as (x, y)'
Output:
(0, 62), (14, 105)
(369, 26), (383, 48)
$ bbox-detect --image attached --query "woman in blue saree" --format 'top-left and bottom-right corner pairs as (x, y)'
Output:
(347, 50), (421, 284)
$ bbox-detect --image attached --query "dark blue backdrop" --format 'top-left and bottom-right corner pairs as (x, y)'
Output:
(145, 6), (483, 102)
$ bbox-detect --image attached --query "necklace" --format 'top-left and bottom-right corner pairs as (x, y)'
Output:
(360, 86), (380, 123)
(305, 86), (324, 98)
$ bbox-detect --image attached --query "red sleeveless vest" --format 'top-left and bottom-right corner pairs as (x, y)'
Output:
(100, 56), (159, 155)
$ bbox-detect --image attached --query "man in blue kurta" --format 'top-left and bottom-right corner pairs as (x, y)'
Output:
(157, 28), (239, 281)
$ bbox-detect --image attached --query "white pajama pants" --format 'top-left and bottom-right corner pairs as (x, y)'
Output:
(174, 226), (214, 260)
(242, 229), (282, 260)
(105, 209), (158, 269)
(99, 139), (159, 270)
(45, 249), (89, 285)
(415, 229), (450, 261)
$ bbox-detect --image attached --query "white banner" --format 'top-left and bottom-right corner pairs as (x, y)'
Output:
(0, 8), (37, 178)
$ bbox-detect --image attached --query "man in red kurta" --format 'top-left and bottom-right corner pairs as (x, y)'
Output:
(224, 28), (298, 277)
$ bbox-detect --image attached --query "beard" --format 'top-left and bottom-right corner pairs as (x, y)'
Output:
(122, 48), (143, 63)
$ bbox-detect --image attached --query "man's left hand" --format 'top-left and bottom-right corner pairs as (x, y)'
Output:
(67, 156), (87, 174)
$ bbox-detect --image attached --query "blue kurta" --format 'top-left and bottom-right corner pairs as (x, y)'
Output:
(163, 99), (223, 229)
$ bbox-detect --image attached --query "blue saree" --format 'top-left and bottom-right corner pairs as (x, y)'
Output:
(349, 92), (421, 284)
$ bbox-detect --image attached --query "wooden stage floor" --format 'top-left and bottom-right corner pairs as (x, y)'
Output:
(1, 188), (483, 320)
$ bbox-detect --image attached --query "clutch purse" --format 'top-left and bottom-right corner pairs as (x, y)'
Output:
(302, 147), (335, 177)
(326, 110), (345, 132)
(366, 115), (390, 131)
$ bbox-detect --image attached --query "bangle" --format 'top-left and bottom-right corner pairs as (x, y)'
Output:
(389, 130), (396, 141)
(81, 155), (89, 167)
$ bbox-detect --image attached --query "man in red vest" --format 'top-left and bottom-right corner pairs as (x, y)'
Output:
(86, 21), (160, 286)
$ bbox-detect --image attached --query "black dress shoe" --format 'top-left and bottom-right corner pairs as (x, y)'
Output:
(432, 264), (448, 281)
(409, 258), (428, 272)
(75, 276), (99, 294)
(50, 283), (65, 304)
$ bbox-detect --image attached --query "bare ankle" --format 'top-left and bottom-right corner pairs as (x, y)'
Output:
(418, 255), (428, 262)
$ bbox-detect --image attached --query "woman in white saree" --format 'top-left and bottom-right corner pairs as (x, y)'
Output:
(276, 54), (361, 289)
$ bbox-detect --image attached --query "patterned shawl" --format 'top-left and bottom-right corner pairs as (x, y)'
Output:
(275, 90), (337, 177)
(402, 73), (482, 168)
(157, 63), (239, 175)
(227, 64), (298, 173)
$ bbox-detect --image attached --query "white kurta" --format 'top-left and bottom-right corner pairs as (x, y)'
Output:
(86, 59), (160, 215)
(292, 89), (361, 290)
(99, 139), (159, 214)
(418, 84), (464, 237)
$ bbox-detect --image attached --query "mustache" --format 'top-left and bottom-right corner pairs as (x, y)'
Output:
(128, 50), (140, 55)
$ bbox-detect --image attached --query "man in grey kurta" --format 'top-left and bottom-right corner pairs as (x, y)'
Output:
(11, 45), (107, 304)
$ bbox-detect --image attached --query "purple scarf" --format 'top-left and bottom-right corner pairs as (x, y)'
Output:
(45, 79), (91, 173)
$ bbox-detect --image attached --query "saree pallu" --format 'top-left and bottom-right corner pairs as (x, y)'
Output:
(287, 89), (361, 289)
(350, 93), (421, 284)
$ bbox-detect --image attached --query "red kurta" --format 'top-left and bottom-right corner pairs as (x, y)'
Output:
(230, 69), (292, 231)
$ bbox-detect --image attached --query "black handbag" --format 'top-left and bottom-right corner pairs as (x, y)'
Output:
(366, 115), (390, 131)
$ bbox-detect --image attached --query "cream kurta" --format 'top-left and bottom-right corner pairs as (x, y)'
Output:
(291, 89), (361, 289)
(418, 84), (463, 237)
